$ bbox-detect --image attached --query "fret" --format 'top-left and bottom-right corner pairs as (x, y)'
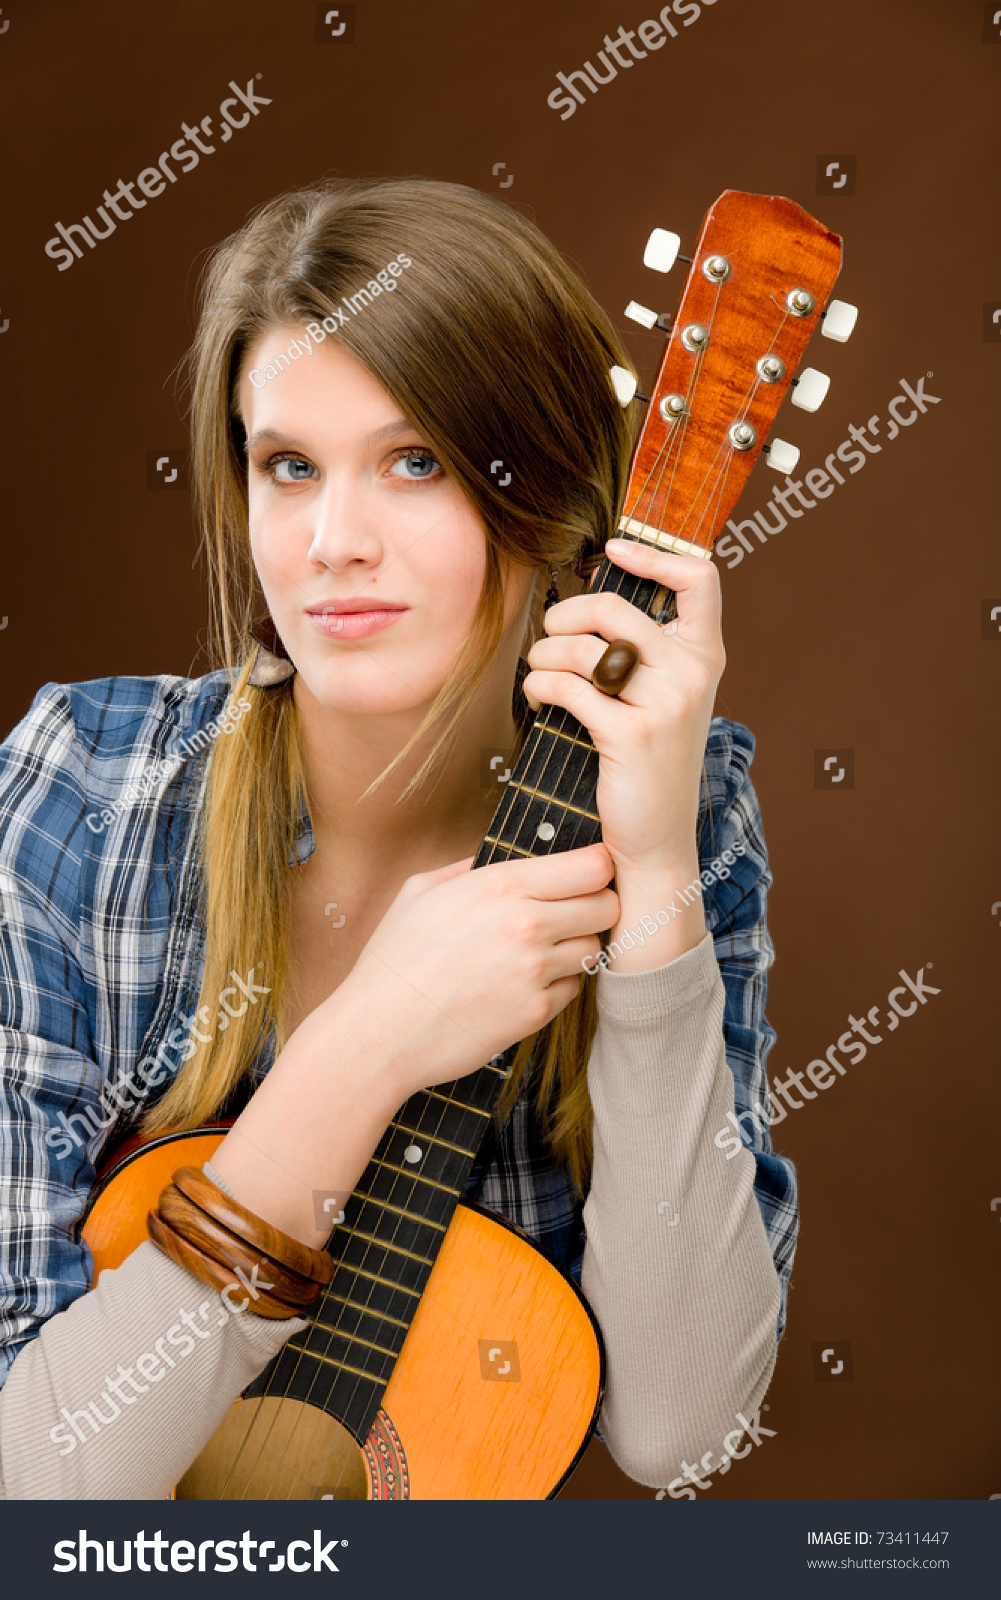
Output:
(281, 1340), (386, 1386)
(359, 1154), (461, 1199)
(314, 1291), (411, 1332)
(485, 790), (596, 859)
(482, 832), (535, 858)
(390, 1119), (478, 1159)
(327, 1258), (422, 1299)
(424, 1086), (492, 1119)
(304, 1316), (401, 1362)
(535, 719), (596, 754)
(339, 1225), (436, 1268)
(351, 1192), (448, 1233)
(504, 777), (600, 823)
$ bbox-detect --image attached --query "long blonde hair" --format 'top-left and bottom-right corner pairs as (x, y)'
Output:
(146, 178), (637, 1196)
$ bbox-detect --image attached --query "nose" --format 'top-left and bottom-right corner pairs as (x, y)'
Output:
(306, 476), (385, 575)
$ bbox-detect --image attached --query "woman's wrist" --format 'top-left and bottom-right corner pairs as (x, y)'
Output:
(606, 854), (707, 973)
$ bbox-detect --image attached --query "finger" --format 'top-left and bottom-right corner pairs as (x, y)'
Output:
(527, 632), (609, 680)
(537, 974), (582, 1024)
(545, 936), (605, 982)
(542, 587), (666, 653)
(522, 664), (628, 740)
(484, 841), (614, 899)
(604, 538), (722, 641)
(528, 632), (648, 707)
(538, 887), (620, 942)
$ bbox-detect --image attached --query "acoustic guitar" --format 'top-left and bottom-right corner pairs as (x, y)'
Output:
(82, 189), (849, 1499)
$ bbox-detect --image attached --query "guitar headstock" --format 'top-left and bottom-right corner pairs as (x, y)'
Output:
(614, 190), (849, 559)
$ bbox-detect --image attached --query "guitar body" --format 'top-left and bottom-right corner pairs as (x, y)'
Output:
(82, 1129), (604, 1500)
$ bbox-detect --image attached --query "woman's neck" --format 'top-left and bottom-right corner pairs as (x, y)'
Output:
(292, 649), (525, 875)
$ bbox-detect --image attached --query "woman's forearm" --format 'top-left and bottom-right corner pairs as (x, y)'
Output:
(0, 1241), (304, 1500)
(210, 988), (406, 1249)
(580, 932), (781, 1488)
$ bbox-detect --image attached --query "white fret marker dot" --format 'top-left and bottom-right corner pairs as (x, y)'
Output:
(404, 1144), (423, 1164)
(537, 822), (556, 841)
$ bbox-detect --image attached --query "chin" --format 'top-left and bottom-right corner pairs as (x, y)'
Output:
(296, 656), (445, 719)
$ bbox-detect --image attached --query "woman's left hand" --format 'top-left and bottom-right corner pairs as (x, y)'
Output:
(523, 538), (725, 961)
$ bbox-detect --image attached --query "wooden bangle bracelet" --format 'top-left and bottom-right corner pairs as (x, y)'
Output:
(146, 1210), (309, 1320)
(156, 1184), (322, 1310)
(171, 1165), (334, 1286)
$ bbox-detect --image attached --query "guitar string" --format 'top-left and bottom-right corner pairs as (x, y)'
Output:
(227, 1049), (470, 1498)
(480, 251), (731, 863)
(483, 279), (718, 865)
(226, 260), (785, 1497)
(680, 307), (792, 542)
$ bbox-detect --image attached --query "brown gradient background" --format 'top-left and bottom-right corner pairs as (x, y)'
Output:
(0, 0), (997, 1501)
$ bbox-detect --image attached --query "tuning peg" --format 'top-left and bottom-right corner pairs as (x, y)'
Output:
(764, 438), (801, 473)
(643, 228), (692, 273)
(623, 301), (673, 335)
(791, 367), (830, 412)
(609, 365), (639, 406)
(625, 301), (658, 329)
(821, 299), (858, 343)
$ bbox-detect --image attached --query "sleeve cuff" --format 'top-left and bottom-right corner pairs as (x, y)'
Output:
(595, 929), (720, 1021)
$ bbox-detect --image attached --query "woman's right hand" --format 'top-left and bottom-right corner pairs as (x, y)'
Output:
(323, 842), (619, 1100)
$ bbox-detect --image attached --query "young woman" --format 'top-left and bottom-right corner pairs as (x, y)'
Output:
(0, 178), (796, 1499)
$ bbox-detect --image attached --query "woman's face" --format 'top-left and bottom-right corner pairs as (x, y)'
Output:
(237, 325), (534, 721)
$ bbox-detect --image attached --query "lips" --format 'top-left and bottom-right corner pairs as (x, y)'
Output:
(305, 600), (409, 641)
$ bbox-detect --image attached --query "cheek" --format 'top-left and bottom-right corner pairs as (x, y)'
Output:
(248, 493), (305, 595)
(409, 507), (487, 625)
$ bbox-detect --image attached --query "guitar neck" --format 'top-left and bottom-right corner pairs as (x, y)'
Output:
(475, 549), (669, 869)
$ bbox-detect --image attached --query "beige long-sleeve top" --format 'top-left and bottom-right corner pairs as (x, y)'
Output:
(0, 933), (781, 1499)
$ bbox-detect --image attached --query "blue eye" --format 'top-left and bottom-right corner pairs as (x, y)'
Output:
(389, 449), (442, 481)
(271, 457), (317, 483)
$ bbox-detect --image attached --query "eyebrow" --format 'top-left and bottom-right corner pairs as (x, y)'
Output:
(245, 420), (417, 453)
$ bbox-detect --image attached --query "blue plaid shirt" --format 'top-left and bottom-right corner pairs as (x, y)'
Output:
(0, 671), (797, 1389)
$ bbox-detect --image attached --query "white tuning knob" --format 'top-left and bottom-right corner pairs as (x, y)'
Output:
(821, 299), (858, 343)
(643, 228), (682, 273)
(791, 367), (831, 412)
(625, 301), (659, 329)
(609, 365), (639, 406)
(765, 438), (801, 473)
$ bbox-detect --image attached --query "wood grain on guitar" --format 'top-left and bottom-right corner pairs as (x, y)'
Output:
(82, 190), (844, 1500)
